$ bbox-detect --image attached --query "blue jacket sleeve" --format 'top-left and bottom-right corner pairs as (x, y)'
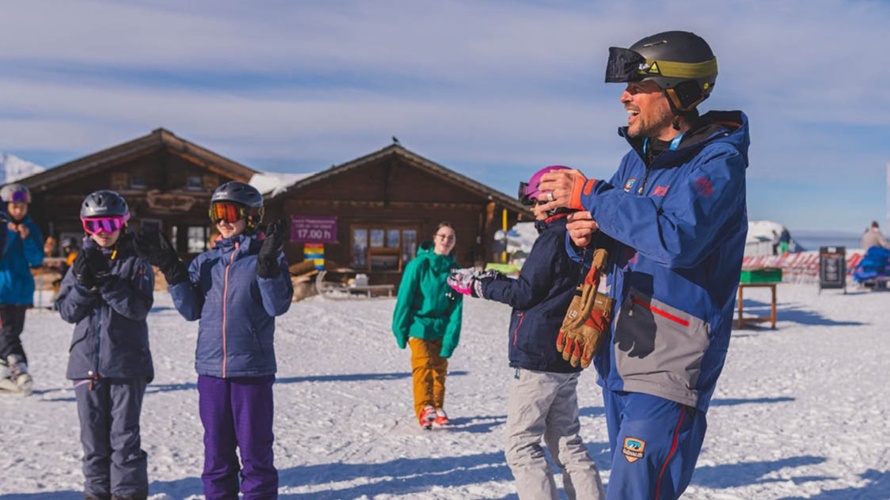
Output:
(257, 252), (292, 317)
(22, 220), (45, 267)
(169, 255), (206, 321)
(99, 259), (155, 321)
(581, 145), (747, 269)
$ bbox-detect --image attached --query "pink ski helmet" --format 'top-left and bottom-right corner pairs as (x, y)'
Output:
(518, 165), (571, 206)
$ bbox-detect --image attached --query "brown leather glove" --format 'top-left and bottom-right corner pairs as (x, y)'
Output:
(556, 247), (613, 368)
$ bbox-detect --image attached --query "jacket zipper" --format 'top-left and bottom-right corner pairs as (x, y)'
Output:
(221, 242), (239, 378)
(512, 312), (524, 345)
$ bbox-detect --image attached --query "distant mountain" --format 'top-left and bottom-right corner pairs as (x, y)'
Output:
(0, 152), (45, 185)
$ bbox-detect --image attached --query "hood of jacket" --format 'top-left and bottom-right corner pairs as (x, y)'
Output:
(414, 240), (457, 272)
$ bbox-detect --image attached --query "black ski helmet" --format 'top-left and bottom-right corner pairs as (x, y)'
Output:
(210, 181), (264, 228)
(605, 30), (717, 112)
(81, 190), (130, 219)
(0, 183), (31, 204)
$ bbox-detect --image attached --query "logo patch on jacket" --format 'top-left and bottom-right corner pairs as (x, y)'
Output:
(694, 176), (715, 197)
(623, 178), (636, 192)
(622, 437), (646, 463)
(652, 185), (669, 196)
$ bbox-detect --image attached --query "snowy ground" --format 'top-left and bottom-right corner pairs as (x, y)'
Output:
(2, 283), (890, 499)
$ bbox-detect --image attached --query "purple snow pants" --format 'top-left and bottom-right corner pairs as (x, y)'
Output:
(197, 374), (277, 500)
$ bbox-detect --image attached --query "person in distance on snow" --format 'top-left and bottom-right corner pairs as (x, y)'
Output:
(0, 183), (44, 395)
(448, 166), (606, 500)
(392, 221), (463, 430)
(537, 31), (749, 499)
(55, 190), (155, 500)
(135, 181), (292, 499)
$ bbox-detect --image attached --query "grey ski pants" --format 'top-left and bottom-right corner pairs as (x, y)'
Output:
(505, 368), (605, 500)
(75, 377), (149, 498)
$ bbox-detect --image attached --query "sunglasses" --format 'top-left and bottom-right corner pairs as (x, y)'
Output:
(82, 215), (128, 235)
(209, 202), (249, 224)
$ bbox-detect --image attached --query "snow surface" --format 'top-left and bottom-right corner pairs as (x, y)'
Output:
(4, 284), (890, 499)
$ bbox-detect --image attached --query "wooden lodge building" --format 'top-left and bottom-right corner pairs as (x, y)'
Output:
(17, 129), (533, 288)
(19, 128), (259, 260)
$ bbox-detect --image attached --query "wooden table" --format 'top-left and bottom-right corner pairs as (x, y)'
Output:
(735, 282), (778, 329)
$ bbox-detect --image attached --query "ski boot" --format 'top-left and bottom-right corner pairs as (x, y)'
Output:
(7, 355), (33, 396)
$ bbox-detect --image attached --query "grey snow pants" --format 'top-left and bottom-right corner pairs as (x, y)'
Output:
(75, 377), (149, 498)
(505, 368), (605, 500)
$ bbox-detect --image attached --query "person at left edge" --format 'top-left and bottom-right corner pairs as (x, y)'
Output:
(135, 181), (292, 500)
(0, 183), (44, 395)
(56, 190), (155, 500)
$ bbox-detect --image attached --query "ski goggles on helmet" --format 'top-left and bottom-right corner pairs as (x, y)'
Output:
(209, 202), (250, 224)
(605, 47), (718, 84)
(82, 215), (129, 235)
(517, 182), (535, 207)
(8, 190), (31, 203)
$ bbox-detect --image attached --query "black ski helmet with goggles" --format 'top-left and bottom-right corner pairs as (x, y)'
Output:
(209, 181), (264, 229)
(605, 30), (717, 113)
(81, 190), (130, 219)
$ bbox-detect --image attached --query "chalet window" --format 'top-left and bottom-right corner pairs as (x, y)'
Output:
(130, 174), (148, 189)
(171, 225), (210, 253)
(350, 225), (418, 272)
(111, 172), (128, 191)
(187, 226), (209, 253)
(186, 175), (203, 191)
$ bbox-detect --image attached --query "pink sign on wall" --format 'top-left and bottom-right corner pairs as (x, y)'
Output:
(290, 216), (338, 243)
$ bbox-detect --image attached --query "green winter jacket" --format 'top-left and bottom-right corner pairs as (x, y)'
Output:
(392, 241), (463, 358)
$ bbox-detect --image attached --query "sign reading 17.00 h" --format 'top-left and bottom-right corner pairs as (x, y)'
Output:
(290, 216), (338, 243)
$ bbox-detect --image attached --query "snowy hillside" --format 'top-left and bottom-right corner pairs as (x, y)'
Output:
(0, 152), (45, 184)
(3, 285), (890, 499)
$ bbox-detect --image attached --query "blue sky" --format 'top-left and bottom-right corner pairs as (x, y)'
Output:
(1, 0), (888, 233)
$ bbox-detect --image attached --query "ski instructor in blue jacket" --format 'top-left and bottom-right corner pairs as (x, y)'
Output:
(538, 31), (749, 499)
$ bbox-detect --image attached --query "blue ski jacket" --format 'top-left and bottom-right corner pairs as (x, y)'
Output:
(481, 215), (584, 373)
(169, 232), (292, 378)
(56, 233), (155, 381)
(0, 214), (44, 305)
(568, 111), (750, 412)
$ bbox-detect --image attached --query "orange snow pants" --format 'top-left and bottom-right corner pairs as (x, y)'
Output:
(408, 337), (448, 420)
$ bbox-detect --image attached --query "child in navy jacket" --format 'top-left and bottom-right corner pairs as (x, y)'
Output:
(56, 190), (154, 500)
(449, 167), (605, 500)
(136, 181), (292, 500)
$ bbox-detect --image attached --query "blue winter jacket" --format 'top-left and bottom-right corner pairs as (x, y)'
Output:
(169, 232), (293, 378)
(0, 214), (45, 304)
(56, 234), (155, 381)
(481, 216), (583, 373)
(569, 111), (750, 412)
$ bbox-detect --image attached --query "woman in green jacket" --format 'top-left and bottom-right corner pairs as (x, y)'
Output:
(392, 222), (463, 430)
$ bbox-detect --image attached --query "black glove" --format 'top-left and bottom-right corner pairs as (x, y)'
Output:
(134, 230), (189, 285)
(257, 219), (286, 279)
(73, 246), (110, 289)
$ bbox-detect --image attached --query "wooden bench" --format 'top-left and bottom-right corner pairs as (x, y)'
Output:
(347, 284), (394, 297)
(734, 282), (778, 329)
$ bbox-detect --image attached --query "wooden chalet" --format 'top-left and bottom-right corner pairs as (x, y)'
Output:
(20, 128), (258, 259)
(265, 143), (533, 287)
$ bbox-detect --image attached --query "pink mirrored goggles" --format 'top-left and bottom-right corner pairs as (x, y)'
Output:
(82, 215), (130, 235)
